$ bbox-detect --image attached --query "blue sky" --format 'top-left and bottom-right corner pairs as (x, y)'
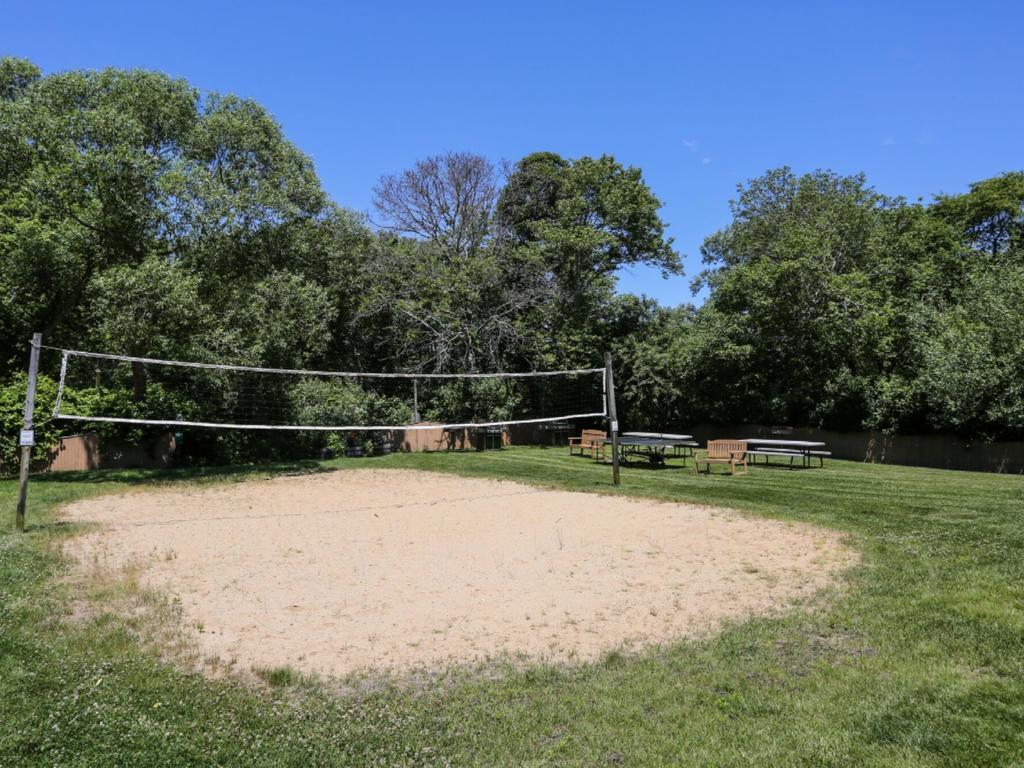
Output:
(3, 1), (1022, 306)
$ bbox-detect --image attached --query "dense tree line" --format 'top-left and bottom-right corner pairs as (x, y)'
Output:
(1, 58), (1021, 464)
(617, 168), (1024, 440)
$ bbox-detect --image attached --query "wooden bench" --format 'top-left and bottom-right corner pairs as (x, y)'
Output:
(568, 429), (607, 462)
(695, 440), (748, 476)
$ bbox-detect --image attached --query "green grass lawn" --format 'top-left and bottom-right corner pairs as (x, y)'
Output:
(1, 448), (1023, 767)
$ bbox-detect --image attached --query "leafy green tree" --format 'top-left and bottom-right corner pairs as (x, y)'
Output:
(695, 168), (896, 428)
(912, 267), (1024, 437)
(498, 152), (681, 302)
(492, 152), (681, 372)
(0, 57), (40, 100)
(0, 59), (328, 370)
(689, 166), (1024, 438)
(0, 373), (60, 468)
(223, 272), (337, 370)
(87, 257), (211, 400)
(87, 258), (208, 357)
(932, 171), (1024, 260)
(607, 299), (695, 429)
(0, 59), (360, 463)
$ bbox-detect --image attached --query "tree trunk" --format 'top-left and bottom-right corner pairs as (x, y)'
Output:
(131, 360), (147, 402)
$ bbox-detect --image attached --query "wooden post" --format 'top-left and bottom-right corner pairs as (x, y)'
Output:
(604, 351), (621, 486)
(412, 379), (420, 423)
(15, 333), (42, 533)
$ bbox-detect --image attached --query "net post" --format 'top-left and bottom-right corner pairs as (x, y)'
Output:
(16, 333), (42, 533)
(604, 351), (621, 486)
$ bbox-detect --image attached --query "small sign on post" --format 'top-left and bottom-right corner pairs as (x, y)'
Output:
(19, 429), (34, 447)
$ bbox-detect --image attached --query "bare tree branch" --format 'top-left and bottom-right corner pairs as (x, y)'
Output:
(372, 152), (499, 261)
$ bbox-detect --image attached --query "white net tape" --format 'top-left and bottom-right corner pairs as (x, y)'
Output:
(50, 348), (607, 431)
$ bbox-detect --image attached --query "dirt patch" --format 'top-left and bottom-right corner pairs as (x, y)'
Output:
(62, 469), (854, 677)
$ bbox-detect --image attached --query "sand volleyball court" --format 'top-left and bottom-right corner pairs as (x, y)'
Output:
(63, 469), (853, 677)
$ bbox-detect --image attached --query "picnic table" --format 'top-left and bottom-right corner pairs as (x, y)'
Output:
(605, 433), (698, 466)
(743, 438), (830, 467)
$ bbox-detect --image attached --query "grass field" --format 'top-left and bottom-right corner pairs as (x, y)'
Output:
(1, 448), (1023, 767)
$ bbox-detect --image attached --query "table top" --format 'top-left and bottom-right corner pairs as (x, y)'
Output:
(743, 438), (826, 448)
(622, 432), (693, 440)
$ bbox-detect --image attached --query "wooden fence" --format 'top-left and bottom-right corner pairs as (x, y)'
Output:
(37, 432), (177, 472)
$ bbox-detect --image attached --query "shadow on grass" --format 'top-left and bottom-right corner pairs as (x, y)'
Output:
(746, 460), (822, 471)
(585, 457), (694, 472)
(598, 456), (824, 474)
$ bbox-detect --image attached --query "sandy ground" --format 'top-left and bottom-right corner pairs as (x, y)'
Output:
(62, 469), (854, 677)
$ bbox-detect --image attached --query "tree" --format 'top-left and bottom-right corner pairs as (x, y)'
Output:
(695, 168), (899, 428)
(495, 151), (568, 242)
(0, 61), (328, 371)
(0, 57), (40, 100)
(497, 152), (681, 302)
(932, 172), (1024, 260)
(372, 152), (499, 261)
(88, 258), (210, 399)
(353, 235), (547, 373)
(910, 266), (1024, 437)
(689, 166), (1024, 438)
(489, 152), (683, 372)
(225, 272), (337, 370)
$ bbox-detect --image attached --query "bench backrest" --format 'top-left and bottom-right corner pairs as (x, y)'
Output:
(580, 429), (607, 446)
(707, 440), (747, 459)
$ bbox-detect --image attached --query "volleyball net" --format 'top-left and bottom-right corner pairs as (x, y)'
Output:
(49, 349), (607, 431)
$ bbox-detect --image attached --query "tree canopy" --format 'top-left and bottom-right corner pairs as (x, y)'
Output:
(611, 166), (1024, 439)
(1, 56), (1022, 466)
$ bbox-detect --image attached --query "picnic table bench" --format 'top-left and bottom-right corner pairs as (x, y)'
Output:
(743, 438), (831, 467)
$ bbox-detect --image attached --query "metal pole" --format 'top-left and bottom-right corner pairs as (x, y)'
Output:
(15, 333), (42, 532)
(604, 351), (621, 486)
(412, 379), (420, 423)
